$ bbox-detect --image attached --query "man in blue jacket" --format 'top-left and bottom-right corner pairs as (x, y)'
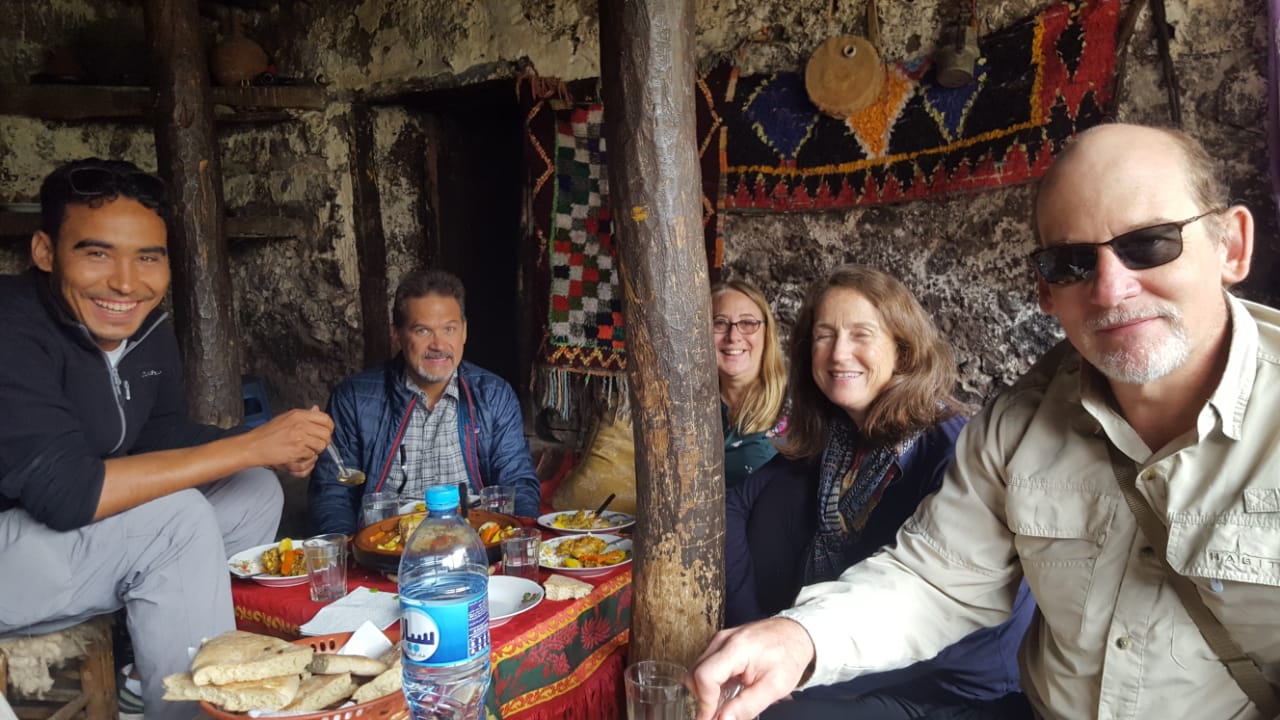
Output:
(0, 159), (334, 720)
(309, 269), (541, 534)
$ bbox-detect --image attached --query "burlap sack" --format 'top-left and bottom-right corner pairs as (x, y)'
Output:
(551, 409), (637, 515)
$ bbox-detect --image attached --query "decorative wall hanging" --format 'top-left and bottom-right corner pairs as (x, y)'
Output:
(709, 0), (1121, 212)
(520, 78), (724, 416)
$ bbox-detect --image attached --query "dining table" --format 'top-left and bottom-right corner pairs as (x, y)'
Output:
(230, 549), (632, 720)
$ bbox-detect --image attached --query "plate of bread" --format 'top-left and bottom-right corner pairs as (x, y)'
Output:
(164, 630), (406, 718)
(228, 540), (311, 587)
(353, 509), (521, 574)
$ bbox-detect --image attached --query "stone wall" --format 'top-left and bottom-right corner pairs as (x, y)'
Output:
(2, 0), (1274, 416)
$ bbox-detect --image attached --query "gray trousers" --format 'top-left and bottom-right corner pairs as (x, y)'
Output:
(0, 467), (282, 720)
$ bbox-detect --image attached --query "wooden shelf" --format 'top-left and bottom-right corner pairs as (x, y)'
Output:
(0, 211), (303, 242)
(0, 84), (327, 121)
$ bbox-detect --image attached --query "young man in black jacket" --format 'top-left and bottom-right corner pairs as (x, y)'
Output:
(0, 159), (334, 720)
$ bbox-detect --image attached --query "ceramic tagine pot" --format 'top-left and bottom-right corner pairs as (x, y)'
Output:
(211, 14), (268, 87)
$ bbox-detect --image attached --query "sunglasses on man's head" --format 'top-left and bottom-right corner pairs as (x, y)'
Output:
(66, 166), (167, 203)
(1029, 209), (1221, 285)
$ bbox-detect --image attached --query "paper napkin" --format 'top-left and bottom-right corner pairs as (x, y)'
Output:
(298, 586), (399, 637)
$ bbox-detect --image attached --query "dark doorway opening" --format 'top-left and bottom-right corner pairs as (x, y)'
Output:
(410, 81), (531, 408)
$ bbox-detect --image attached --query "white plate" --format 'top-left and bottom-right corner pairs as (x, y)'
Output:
(537, 510), (635, 535)
(488, 575), (544, 627)
(228, 543), (311, 587)
(538, 534), (632, 579)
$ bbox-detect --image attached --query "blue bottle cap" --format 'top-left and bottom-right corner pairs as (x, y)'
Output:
(424, 484), (459, 511)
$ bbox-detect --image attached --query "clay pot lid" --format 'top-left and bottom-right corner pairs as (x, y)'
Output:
(804, 35), (886, 118)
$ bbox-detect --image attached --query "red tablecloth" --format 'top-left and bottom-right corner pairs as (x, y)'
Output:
(232, 563), (630, 720)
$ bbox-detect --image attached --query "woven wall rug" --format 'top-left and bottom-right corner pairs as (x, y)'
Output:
(711, 0), (1121, 211)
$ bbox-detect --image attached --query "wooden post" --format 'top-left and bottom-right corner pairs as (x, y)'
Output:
(598, 0), (725, 668)
(351, 104), (392, 367)
(145, 0), (242, 426)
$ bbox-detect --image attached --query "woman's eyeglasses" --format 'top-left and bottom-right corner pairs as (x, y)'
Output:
(65, 167), (167, 203)
(713, 318), (763, 335)
(1029, 209), (1221, 285)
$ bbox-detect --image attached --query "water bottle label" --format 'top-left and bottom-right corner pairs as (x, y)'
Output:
(401, 595), (490, 666)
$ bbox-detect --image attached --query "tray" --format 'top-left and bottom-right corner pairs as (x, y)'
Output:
(200, 631), (406, 720)
(352, 509), (521, 574)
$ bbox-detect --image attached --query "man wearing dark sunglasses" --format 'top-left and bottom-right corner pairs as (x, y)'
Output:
(0, 158), (335, 720)
(694, 123), (1280, 720)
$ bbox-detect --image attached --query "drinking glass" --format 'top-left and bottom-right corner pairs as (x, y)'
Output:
(500, 528), (541, 581)
(480, 486), (516, 515)
(302, 534), (348, 603)
(625, 660), (689, 720)
(361, 491), (401, 528)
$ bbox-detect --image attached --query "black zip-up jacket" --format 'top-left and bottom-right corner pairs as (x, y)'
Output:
(0, 269), (232, 531)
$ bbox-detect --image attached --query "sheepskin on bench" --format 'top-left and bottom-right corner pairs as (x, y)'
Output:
(0, 614), (114, 718)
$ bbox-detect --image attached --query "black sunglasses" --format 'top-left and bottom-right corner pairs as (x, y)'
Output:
(1030, 209), (1222, 285)
(66, 166), (167, 203)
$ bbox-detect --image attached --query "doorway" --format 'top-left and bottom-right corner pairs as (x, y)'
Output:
(413, 81), (531, 404)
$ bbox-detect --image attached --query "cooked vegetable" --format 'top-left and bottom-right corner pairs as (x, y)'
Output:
(551, 510), (621, 530)
(547, 536), (628, 568)
(260, 538), (306, 577)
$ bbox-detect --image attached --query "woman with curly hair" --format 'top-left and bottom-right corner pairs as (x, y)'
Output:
(724, 265), (1033, 720)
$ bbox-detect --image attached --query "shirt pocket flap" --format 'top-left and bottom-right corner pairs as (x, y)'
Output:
(1167, 513), (1280, 585)
(1006, 483), (1117, 544)
(1243, 488), (1280, 514)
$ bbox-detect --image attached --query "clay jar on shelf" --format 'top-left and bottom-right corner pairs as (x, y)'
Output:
(211, 13), (268, 87)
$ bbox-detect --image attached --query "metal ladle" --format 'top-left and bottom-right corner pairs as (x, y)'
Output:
(326, 443), (366, 486)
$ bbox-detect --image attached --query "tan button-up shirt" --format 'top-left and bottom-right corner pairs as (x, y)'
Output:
(779, 293), (1280, 720)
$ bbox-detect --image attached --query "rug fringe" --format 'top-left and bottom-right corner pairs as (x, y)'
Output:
(538, 368), (629, 420)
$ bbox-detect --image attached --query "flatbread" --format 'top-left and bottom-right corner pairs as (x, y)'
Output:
(545, 573), (593, 601)
(191, 631), (315, 686)
(162, 671), (301, 712)
(308, 652), (388, 676)
(282, 672), (359, 711)
(352, 657), (402, 704)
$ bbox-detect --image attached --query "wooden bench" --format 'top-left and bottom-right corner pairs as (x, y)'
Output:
(0, 616), (116, 720)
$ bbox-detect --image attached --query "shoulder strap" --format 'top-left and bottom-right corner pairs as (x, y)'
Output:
(1106, 442), (1280, 717)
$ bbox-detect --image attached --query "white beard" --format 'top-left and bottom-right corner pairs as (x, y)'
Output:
(1085, 306), (1190, 384)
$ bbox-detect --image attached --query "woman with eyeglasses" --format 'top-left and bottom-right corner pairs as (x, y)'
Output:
(723, 265), (1034, 720)
(712, 279), (788, 489)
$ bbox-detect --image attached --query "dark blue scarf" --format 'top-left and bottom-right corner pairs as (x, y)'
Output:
(804, 412), (923, 583)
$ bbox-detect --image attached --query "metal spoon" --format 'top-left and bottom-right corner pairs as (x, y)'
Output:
(326, 443), (366, 486)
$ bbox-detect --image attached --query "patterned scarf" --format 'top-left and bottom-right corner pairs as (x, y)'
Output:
(804, 412), (924, 583)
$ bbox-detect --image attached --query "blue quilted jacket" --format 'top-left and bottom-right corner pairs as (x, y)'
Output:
(308, 357), (541, 535)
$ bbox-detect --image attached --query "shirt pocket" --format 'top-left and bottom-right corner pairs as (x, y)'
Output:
(1007, 483), (1117, 637)
(1166, 508), (1280, 669)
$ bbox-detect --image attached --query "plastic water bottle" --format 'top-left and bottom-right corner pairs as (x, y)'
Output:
(399, 484), (491, 719)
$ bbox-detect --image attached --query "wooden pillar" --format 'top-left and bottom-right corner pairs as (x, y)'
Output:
(599, 0), (725, 668)
(145, 0), (242, 426)
(351, 103), (392, 367)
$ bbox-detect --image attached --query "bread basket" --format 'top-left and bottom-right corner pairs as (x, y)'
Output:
(199, 632), (407, 720)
